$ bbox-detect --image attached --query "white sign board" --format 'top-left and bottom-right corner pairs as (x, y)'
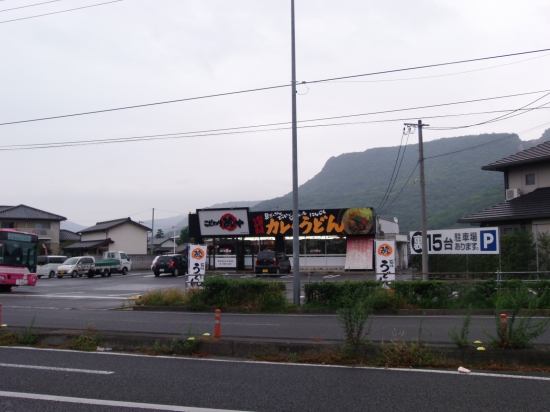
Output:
(410, 227), (499, 255)
(375, 240), (396, 281)
(186, 274), (204, 289)
(197, 209), (250, 236)
(188, 244), (207, 275)
(215, 256), (236, 268)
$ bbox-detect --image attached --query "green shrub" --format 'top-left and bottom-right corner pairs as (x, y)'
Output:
(336, 292), (374, 358)
(188, 275), (287, 312)
(484, 292), (550, 349)
(138, 287), (186, 306)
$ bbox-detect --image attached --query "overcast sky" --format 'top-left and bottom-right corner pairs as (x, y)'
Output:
(2, 0), (549, 227)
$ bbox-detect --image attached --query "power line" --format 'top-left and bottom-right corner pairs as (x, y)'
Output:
(376, 127), (408, 211)
(383, 162), (420, 212)
(2, 48), (550, 126)
(328, 53), (550, 84)
(426, 95), (550, 131)
(0, 0), (62, 13)
(425, 134), (518, 160)
(0, 0), (122, 24)
(2, 107), (549, 151)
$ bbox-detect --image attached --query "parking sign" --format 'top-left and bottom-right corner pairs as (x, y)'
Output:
(410, 227), (499, 255)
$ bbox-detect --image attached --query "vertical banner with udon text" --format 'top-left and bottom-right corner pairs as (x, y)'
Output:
(375, 240), (395, 281)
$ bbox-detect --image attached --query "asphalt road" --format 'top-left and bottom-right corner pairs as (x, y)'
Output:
(1, 271), (549, 344)
(1, 346), (549, 412)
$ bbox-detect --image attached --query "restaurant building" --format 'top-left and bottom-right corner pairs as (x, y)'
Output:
(188, 207), (408, 271)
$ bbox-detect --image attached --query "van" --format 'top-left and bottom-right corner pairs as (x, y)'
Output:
(36, 255), (68, 279)
(56, 256), (95, 278)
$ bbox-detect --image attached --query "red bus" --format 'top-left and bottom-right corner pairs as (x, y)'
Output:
(0, 229), (39, 292)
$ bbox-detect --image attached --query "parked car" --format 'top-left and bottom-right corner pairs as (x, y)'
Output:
(36, 255), (67, 279)
(255, 251), (291, 275)
(153, 255), (188, 277)
(56, 256), (95, 278)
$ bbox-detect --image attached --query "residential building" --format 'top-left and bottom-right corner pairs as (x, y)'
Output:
(64, 218), (150, 255)
(148, 237), (177, 255)
(0, 204), (66, 253)
(458, 141), (550, 236)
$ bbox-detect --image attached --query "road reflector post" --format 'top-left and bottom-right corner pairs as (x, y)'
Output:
(214, 309), (221, 338)
(499, 313), (507, 344)
(0, 302), (4, 328)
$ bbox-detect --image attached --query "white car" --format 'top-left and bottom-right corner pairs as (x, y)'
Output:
(56, 256), (95, 278)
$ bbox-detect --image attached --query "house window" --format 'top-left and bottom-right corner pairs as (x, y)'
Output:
(1, 222), (15, 228)
(526, 173), (535, 185)
(35, 222), (51, 229)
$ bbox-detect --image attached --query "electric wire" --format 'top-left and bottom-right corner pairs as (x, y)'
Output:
(1, 48), (550, 126)
(376, 127), (407, 211)
(426, 94), (550, 131)
(2, 106), (549, 151)
(379, 127), (412, 211)
(329, 53), (550, 83)
(0, 0), (122, 23)
(0, 0), (62, 13)
(424, 134), (518, 160)
(381, 162), (420, 213)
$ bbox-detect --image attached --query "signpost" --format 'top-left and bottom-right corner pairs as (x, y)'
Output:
(375, 240), (396, 281)
(410, 228), (500, 255)
(187, 244), (207, 289)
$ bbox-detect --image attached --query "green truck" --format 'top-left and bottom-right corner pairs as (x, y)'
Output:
(88, 251), (132, 278)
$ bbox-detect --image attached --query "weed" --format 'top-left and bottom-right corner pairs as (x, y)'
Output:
(138, 287), (186, 306)
(0, 331), (19, 345)
(484, 293), (550, 349)
(336, 292), (373, 358)
(67, 327), (102, 351)
(448, 307), (472, 348)
(18, 316), (38, 345)
(377, 330), (439, 367)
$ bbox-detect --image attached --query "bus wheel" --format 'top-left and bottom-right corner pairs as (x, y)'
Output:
(0, 285), (12, 293)
(49, 271), (55, 278)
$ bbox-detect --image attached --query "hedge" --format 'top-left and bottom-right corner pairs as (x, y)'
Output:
(187, 275), (287, 312)
(304, 280), (550, 310)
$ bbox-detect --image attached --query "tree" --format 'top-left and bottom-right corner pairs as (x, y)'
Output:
(155, 229), (165, 238)
(537, 231), (550, 271)
(178, 226), (194, 245)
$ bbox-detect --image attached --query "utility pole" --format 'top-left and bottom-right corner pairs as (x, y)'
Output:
(150, 208), (155, 255)
(405, 120), (429, 280)
(291, 0), (301, 305)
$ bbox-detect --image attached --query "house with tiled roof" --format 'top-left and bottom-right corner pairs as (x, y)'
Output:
(148, 236), (177, 254)
(458, 140), (550, 236)
(64, 217), (151, 255)
(0, 205), (66, 253)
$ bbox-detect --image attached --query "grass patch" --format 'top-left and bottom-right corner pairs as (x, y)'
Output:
(66, 325), (102, 351)
(137, 287), (187, 306)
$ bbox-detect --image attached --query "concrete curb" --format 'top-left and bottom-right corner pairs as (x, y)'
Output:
(4, 327), (550, 366)
(131, 306), (550, 316)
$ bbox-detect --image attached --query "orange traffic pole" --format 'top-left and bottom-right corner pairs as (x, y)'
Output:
(500, 313), (507, 327)
(214, 309), (221, 338)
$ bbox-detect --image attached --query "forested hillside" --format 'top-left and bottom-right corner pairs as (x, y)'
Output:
(253, 130), (550, 233)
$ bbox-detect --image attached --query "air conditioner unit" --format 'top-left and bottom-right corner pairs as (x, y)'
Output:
(505, 188), (521, 201)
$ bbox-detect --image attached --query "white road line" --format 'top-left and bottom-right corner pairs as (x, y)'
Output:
(0, 363), (113, 374)
(4, 347), (550, 383)
(240, 275), (255, 278)
(143, 275), (155, 278)
(4, 294), (126, 300)
(323, 275), (340, 279)
(108, 293), (140, 297)
(0, 391), (247, 412)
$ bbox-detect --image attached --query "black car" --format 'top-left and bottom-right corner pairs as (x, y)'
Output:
(255, 251), (291, 275)
(153, 255), (188, 277)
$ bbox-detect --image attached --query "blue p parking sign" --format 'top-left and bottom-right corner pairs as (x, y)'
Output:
(480, 229), (498, 252)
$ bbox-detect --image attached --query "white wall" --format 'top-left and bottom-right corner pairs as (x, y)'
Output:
(81, 223), (148, 254)
(108, 223), (148, 254)
(508, 163), (550, 195)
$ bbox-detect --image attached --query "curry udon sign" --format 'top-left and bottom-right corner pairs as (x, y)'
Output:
(249, 208), (374, 237)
